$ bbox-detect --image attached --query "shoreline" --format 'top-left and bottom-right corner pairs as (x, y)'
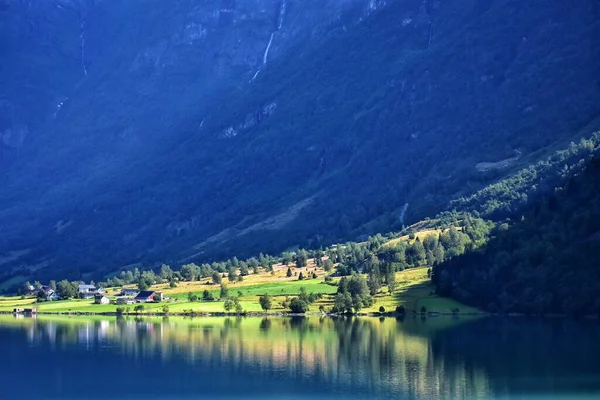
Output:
(1, 310), (486, 318)
(2, 310), (597, 319)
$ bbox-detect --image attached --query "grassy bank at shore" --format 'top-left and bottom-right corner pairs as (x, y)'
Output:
(0, 266), (479, 316)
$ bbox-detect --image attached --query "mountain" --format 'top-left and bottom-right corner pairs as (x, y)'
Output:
(0, 0), (599, 282)
(433, 155), (600, 315)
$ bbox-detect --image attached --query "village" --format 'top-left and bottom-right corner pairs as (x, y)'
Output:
(12, 283), (164, 315)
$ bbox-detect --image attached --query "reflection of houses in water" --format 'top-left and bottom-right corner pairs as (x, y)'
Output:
(45, 322), (57, 346)
(4, 317), (491, 399)
(98, 320), (110, 340)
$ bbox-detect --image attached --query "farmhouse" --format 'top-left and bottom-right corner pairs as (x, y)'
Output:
(79, 284), (98, 299)
(121, 288), (139, 296)
(94, 295), (110, 305)
(115, 296), (134, 305)
(133, 291), (162, 303)
(78, 284), (96, 293)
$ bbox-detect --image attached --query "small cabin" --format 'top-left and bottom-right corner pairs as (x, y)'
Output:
(94, 295), (110, 305)
(13, 308), (24, 314)
(23, 308), (37, 314)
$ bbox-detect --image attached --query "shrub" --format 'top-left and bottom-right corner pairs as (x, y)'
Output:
(379, 306), (386, 313)
(289, 297), (309, 313)
(396, 305), (406, 314)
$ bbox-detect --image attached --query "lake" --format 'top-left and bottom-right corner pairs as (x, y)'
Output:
(0, 315), (599, 400)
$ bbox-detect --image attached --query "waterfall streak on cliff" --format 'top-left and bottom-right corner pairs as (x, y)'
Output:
(263, 32), (275, 64)
(80, 21), (87, 76)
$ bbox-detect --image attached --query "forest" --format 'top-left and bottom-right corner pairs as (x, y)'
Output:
(433, 156), (600, 315)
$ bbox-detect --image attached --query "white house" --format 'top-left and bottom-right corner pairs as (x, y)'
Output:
(78, 284), (96, 293)
(94, 295), (110, 305)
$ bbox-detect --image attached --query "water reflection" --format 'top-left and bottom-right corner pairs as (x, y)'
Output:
(1, 315), (599, 400)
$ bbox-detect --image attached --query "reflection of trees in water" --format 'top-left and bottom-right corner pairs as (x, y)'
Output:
(430, 317), (600, 395)
(12, 316), (492, 398)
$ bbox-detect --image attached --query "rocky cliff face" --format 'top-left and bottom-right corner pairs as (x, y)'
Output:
(0, 0), (380, 166)
(0, 0), (598, 283)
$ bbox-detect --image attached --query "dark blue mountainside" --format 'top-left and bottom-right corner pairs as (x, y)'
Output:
(0, 0), (599, 282)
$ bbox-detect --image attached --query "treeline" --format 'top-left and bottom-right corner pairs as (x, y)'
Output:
(433, 156), (600, 315)
(325, 216), (493, 310)
(98, 253), (282, 291)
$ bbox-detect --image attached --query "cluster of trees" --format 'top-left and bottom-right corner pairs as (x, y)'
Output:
(286, 287), (322, 313)
(328, 216), (493, 298)
(92, 246), (331, 295)
(97, 253), (281, 292)
(434, 157), (600, 315)
(333, 274), (373, 313)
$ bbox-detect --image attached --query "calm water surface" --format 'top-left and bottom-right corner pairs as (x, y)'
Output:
(0, 315), (599, 400)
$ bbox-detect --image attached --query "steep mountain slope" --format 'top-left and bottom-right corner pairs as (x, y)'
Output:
(433, 155), (600, 315)
(0, 0), (599, 280)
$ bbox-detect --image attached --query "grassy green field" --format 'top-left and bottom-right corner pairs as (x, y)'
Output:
(0, 267), (479, 315)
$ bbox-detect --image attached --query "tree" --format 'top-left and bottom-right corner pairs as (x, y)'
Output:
(298, 272), (304, 280)
(228, 266), (238, 282)
(162, 306), (170, 314)
(334, 292), (353, 313)
(181, 263), (200, 281)
(289, 297), (309, 313)
(379, 306), (386, 313)
(134, 305), (145, 313)
(233, 298), (244, 314)
(49, 280), (57, 291)
(295, 249), (308, 268)
(202, 290), (215, 301)
(160, 264), (174, 281)
(188, 292), (198, 302)
(352, 294), (363, 312)
(248, 257), (259, 273)
(406, 238), (426, 266)
(433, 243), (445, 264)
(259, 294), (272, 311)
(286, 267), (292, 278)
(367, 259), (382, 295)
(387, 271), (397, 294)
(324, 259), (334, 272)
(299, 287), (310, 304)
(212, 271), (222, 285)
(282, 252), (294, 266)
(138, 279), (149, 291)
(220, 283), (229, 299)
(224, 298), (234, 312)
(239, 262), (249, 276)
(56, 280), (78, 299)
